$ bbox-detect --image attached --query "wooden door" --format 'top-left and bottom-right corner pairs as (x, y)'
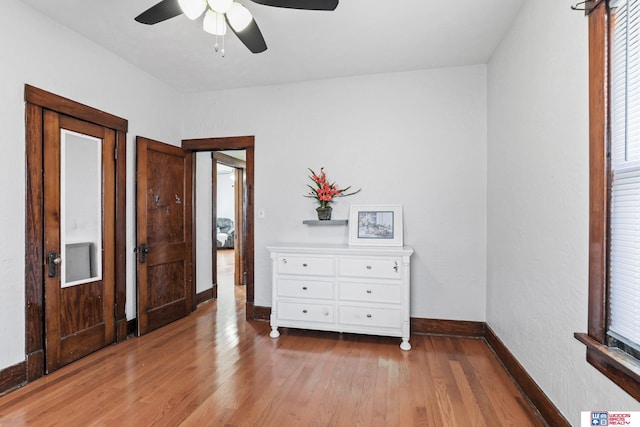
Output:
(136, 137), (193, 336)
(43, 111), (116, 373)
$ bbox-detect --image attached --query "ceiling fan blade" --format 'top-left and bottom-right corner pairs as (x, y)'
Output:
(227, 18), (268, 54)
(135, 0), (184, 25)
(249, 0), (338, 11)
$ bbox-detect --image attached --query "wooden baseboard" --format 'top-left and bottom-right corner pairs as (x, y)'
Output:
(252, 305), (271, 321)
(484, 325), (569, 427)
(127, 319), (137, 337)
(196, 288), (214, 305)
(0, 361), (26, 396)
(411, 317), (485, 337)
(196, 288), (215, 306)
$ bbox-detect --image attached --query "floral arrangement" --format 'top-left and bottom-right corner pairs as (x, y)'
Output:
(305, 167), (361, 209)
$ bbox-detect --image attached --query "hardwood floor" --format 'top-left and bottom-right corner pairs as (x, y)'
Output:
(217, 248), (235, 284)
(0, 257), (545, 426)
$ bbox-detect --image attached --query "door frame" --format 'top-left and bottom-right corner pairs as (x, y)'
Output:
(25, 85), (128, 381)
(182, 137), (256, 320)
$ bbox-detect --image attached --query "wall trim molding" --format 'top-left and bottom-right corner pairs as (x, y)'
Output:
(484, 324), (569, 426)
(127, 319), (137, 337)
(252, 305), (271, 322)
(0, 362), (26, 397)
(411, 317), (485, 337)
(196, 288), (215, 306)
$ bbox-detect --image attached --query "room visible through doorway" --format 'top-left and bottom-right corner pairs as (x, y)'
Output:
(215, 152), (245, 303)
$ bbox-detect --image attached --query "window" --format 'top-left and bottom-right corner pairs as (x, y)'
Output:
(608, 0), (640, 358)
(575, 0), (640, 401)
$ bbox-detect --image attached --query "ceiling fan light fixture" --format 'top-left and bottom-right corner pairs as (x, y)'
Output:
(203, 9), (227, 35)
(178, 0), (207, 20)
(208, 0), (233, 13)
(227, 2), (253, 32)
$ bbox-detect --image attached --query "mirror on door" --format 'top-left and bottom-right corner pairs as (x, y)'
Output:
(60, 129), (103, 287)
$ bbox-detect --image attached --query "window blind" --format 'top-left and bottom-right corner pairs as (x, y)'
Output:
(608, 0), (640, 348)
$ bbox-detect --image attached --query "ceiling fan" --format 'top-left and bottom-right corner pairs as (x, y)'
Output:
(135, 0), (339, 54)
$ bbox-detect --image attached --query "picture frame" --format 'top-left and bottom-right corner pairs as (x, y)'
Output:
(348, 204), (403, 246)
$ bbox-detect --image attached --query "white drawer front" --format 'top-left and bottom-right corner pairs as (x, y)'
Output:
(339, 257), (402, 279)
(339, 281), (401, 304)
(278, 279), (334, 299)
(339, 305), (401, 329)
(277, 255), (335, 276)
(278, 301), (335, 323)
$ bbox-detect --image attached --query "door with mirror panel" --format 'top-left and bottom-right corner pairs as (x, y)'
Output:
(43, 111), (116, 372)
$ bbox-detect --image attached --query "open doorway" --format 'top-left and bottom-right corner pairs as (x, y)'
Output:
(186, 136), (256, 320)
(214, 151), (246, 300)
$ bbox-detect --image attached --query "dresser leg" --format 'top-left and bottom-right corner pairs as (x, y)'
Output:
(400, 338), (411, 351)
(270, 327), (280, 338)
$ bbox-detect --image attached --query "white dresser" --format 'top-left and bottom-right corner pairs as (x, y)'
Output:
(267, 244), (414, 350)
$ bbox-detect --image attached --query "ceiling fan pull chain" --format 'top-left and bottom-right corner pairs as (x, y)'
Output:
(221, 33), (226, 57)
(214, 14), (220, 53)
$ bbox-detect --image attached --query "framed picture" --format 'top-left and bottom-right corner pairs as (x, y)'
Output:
(348, 204), (403, 246)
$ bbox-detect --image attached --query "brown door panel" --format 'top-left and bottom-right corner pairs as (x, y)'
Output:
(136, 137), (193, 336)
(58, 326), (107, 367)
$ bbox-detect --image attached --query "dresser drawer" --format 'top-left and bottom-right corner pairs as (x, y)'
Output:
(278, 279), (334, 299)
(339, 305), (401, 329)
(338, 257), (402, 279)
(339, 281), (401, 304)
(277, 255), (335, 276)
(278, 301), (335, 323)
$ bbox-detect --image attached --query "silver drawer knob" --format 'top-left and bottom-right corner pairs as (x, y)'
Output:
(302, 263), (308, 267)
(302, 286), (308, 290)
(366, 290), (372, 294)
(302, 309), (308, 314)
(366, 265), (372, 270)
(366, 314), (372, 318)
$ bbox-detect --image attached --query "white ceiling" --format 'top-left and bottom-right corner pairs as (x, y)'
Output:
(18, 0), (524, 93)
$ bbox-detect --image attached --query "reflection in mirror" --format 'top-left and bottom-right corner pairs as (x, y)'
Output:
(60, 130), (102, 287)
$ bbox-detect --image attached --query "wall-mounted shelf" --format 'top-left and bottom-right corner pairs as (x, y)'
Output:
(302, 219), (348, 225)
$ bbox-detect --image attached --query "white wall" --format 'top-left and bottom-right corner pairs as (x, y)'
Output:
(0, 0), (182, 370)
(486, 0), (640, 423)
(182, 66), (488, 319)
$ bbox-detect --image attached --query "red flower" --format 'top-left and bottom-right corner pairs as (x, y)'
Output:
(305, 167), (361, 208)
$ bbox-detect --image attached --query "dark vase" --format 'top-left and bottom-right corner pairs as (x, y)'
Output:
(316, 206), (332, 220)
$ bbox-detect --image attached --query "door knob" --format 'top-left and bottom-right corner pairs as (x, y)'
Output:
(48, 252), (61, 277)
(137, 243), (150, 264)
